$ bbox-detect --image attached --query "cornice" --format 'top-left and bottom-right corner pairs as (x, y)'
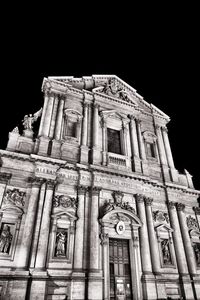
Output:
(165, 183), (200, 196)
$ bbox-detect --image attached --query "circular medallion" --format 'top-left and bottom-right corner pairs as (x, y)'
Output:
(116, 221), (125, 235)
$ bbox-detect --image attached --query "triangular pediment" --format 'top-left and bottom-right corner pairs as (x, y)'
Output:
(44, 75), (170, 121)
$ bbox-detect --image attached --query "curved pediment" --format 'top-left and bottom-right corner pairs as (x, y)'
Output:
(101, 208), (142, 227)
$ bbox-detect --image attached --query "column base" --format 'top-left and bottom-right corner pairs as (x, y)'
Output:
(141, 273), (157, 300)
(141, 160), (149, 176)
(170, 167), (179, 182)
(88, 272), (103, 300)
(80, 145), (89, 164)
(92, 147), (101, 165)
(132, 156), (142, 173)
(71, 272), (86, 300)
(51, 139), (61, 158)
(29, 279), (47, 300)
(162, 165), (171, 182)
(37, 136), (50, 156)
(180, 274), (195, 300)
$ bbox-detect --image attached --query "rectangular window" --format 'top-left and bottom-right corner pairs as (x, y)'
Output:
(107, 128), (122, 154)
(146, 142), (156, 158)
(66, 120), (76, 137)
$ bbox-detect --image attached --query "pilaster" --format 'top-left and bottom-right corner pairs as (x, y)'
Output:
(136, 119), (149, 175)
(17, 177), (43, 268)
(129, 115), (142, 173)
(177, 202), (197, 275)
(34, 179), (55, 269)
(92, 103), (101, 164)
(80, 103), (89, 164)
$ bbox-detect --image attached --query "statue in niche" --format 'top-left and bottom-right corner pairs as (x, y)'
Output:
(0, 225), (13, 254)
(55, 231), (67, 257)
(194, 244), (200, 265)
(22, 108), (42, 130)
(161, 239), (171, 265)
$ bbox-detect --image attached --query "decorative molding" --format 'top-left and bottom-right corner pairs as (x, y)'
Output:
(102, 191), (135, 215)
(186, 215), (199, 230)
(193, 207), (200, 215)
(145, 197), (153, 206)
(2, 189), (26, 208)
(53, 195), (77, 210)
(153, 210), (169, 223)
(0, 172), (12, 183)
(176, 202), (185, 211)
(99, 233), (109, 245)
(168, 201), (176, 210)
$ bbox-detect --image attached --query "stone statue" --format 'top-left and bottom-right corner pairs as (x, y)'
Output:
(161, 239), (171, 264)
(55, 231), (67, 257)
(22, 108), (42, 130)
(0, 225), (13, 253)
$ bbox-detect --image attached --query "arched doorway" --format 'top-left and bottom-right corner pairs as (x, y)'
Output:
(99, 207), (142, 300)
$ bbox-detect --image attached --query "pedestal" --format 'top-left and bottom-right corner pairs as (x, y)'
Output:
(71, 272), (86, 300)
(51, 139), (61, 158)
(170, 168), (179, 182)
(132, 156), (142, 173)
(92, 147), (101, 165)
(80, 145), (89, 164)
(88, 272), (103, 300)
(37, 136), (50, 156)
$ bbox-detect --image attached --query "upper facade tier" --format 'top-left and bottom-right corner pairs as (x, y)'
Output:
(4, 75), (194, 189)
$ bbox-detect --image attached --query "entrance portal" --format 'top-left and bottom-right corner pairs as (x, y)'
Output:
(109, 238), (132, 300)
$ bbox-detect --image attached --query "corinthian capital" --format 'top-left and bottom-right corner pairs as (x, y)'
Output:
(193, 207), (200, 215)
(162, 126), (168, 133)
(155, 124), (161, 130)
(145, 197), (153, 206)
(176, 202), (185, 211)
(168, 201), (176, 210)
(135, 194), (144, 203)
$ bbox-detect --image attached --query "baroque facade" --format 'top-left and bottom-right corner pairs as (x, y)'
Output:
(0, 75), (200, 300)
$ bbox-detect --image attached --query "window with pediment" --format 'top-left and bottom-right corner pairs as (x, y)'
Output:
(63, 109), (82, 142)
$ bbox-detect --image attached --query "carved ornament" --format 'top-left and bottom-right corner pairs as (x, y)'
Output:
(102, 191), (135, 215)
(53, 195), (77, 210)
(3, 189), (26, 207)
(186, 215), (199, 230)
(153, 210), (169, 223)
(99, 233), (109, 245)
(193, 207), (200, 215)
(176, 202), (185, 211)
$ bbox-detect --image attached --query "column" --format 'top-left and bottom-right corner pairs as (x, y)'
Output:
(136, 119), (149, 175)
(177, 203), (196, 275)
(38, 91), (49, 137)
(100, 232), (109, 300)
(136, 119), (146, 160)
(155, 125), (168, 166)
(122, 121), (128, 156)
(49, 94), (59, 139)
(168, 201), (188, 274)
(29, 182), (46, 268)
(54, 97), (64, 140)
(145, 197), (161, 274)
(129, 116), (139, 157)
(162, 127), (175, 169)
(101, 118), (107, 165)
(155, 125), (170, 181)
(92, 103), (101, 164)
(73, 186), (86, 269)
(42, 92), (54, 137)
(89, 187), (101, 270)
(93, 103), (99, 148)
(17, 177), (43, 268)
(35, 180), (55, 269)
(136, 194), (157, 300)
(135, 194), (152, 274)
(81, 103), (88, 146)
(129, 116), (141, 173)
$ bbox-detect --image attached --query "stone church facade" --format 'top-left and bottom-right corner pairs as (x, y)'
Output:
(0, 75), (200, 300)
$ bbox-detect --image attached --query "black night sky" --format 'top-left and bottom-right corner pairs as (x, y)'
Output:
(0, 4), (199, 190)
